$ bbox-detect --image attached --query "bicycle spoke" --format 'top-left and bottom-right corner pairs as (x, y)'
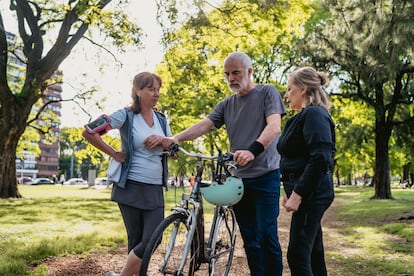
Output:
(140, 213), (200, 276)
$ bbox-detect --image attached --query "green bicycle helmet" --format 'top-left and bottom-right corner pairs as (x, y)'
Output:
(201, 176), (244, 206)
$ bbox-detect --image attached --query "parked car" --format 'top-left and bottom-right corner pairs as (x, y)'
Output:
(31, 178), (54, 185)
(18, 176), (33, 184)
(94, 177), (108, 186)
(64, 178), (87, 185)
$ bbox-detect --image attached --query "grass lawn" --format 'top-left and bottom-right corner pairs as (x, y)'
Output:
(323, 186), (414, 276)
(0, 184), (412, 275)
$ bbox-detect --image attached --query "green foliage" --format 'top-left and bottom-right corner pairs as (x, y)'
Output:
(59, 127), (121, 177)
(16, 126), (41, 158)
(291, 0), (414, 197)
(156, 0), (311, 159)
(0, 0), (142, 198)
(331, 97), (375, 183)
(20, 0), (141, 51)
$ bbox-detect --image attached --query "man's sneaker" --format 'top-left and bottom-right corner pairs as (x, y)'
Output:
(106, 272), (120, 276)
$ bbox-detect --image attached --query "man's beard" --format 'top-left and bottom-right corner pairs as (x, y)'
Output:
(228, 82), (242, 95)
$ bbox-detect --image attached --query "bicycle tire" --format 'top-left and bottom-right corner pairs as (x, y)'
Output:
(208, 206), (237, 276)
(139, 213), (200, 276)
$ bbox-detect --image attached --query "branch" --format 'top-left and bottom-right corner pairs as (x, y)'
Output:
(25, 86), (94, 127)
(53, 80), (100, 122)
(81, 36), (122, 66)
(39, 0), (113, 80)
(393, 115), (414, 127)
(386, 71), (403, 113)
(12, 0), (44, 60)
(0, 13), (9, 97)
(9, 48), (26, 64)
(26, 121), (55, 135)
(39, 18), (64, 30)
(25, 98), (51, 126)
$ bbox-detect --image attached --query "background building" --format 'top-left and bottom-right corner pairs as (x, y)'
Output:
(36, 79), (63, 180)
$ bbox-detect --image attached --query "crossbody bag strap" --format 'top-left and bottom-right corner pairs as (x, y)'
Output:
(154, 111), (169, 190)
(155, 111), (167, 135)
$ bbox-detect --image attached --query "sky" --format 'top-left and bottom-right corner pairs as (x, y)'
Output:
(2, 0), (165, 127)
(59, 1), (166, 127)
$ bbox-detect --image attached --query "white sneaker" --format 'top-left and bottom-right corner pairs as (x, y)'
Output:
(106, 272), (120, 276)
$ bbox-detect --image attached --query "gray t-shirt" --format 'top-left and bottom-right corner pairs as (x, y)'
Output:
(208, 84), (286, 178)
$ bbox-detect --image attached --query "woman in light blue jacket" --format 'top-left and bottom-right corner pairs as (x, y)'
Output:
(83, 72), (171, 276)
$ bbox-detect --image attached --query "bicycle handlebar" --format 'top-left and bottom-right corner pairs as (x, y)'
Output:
(169, 144), (234, 162)
(177, 145), (217, 160)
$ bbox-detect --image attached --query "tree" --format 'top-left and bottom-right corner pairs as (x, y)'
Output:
(0, 0), (141, 198)
(331, 97), (375, 185)
(393, 116), (414, 187)
(156, 0), (311, 159)
(294, 0), (414, 199)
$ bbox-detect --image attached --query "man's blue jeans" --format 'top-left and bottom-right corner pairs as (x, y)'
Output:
(233, 169), (283, 276)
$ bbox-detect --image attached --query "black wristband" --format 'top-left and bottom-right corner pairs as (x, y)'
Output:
(247, 141), (265, 157)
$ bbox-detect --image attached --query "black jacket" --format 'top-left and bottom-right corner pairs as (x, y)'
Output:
(277, 106), (335, 200)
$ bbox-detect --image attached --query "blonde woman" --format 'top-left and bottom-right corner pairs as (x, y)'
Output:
(277, 66), (336, 275)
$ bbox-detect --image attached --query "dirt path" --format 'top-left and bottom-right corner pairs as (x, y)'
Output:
(43, 201), (343, 276)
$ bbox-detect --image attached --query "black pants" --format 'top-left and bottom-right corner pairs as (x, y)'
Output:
(286, 198), (332, 276)
(283, 179), (333, 276)
(118, 203), (164, 258)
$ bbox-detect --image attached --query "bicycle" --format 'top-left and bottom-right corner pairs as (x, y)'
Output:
(139, 144), (244, 276)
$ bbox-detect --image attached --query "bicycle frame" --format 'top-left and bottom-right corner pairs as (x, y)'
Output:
(140, 145), (237, 276)
(170, 155), (209, 271)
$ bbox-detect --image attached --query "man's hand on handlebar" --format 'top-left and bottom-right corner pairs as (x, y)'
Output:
(233, 150), (255, 166)
(162, 137), (178, 150)
(161, 138), (179, 159)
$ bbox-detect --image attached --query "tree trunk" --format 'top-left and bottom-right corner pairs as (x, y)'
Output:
(0, 96), (30, 198)
(346, 172), (352, 185)
(410, 173), (414, 188)
(335, 167), (340, 186)
(372, 113), (393, 199)
(402, 162), (410, 183)
(0, 131), (22, 198)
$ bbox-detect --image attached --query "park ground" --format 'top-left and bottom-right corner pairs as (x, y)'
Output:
(1, 185), (412, 275)
(41, 189), (414, 276)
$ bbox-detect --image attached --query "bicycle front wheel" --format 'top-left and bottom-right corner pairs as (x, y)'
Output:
(209, 206), (237, 276)
(139, 213), (200, 276)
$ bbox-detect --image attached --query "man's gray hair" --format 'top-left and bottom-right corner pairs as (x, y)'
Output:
(224, 52), (252, 69)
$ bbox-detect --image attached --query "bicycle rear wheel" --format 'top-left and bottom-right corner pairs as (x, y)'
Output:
(139, 213), (200, 276)
(209, 206), (237, 276)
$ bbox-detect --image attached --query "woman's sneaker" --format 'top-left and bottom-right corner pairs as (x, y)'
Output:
(106, 272), (120, 276)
